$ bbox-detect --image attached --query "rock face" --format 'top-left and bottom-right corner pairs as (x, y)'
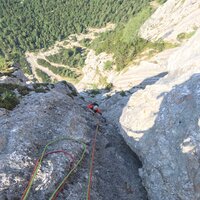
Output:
(0, 66), (29, 85)
(120, 29), (200, 199)
(140, 0), (200, 42)
(0, 79), (147, 200)
(0, 82), (89, 200)
(76, 50), (116, 90)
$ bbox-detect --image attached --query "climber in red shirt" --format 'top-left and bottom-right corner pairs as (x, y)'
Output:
(87, 102), (102, 115)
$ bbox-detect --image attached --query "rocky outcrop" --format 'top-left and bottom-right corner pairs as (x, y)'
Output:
(76, 8), (200, 199)
(140, 0), (200, 42)
(120, 29), (200, 199)
(76, 50), (116, 90)
(0, 66), (29, 85)
(0, 81), (89, 200)
(0, 78), (147, 199)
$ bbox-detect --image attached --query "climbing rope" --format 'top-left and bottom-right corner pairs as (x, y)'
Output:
(86, 123), (99, 200)
(21, 137), (86, 200)
(21, 150), (74, 200)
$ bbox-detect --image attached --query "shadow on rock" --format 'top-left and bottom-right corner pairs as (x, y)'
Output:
(119, 73), (200, 200)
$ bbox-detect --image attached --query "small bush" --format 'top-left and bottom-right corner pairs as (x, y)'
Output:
(156, 0), (167, 4)
(119, 90), (126, 96)
(0, 56), (12, 73)
(177, 32), (195, 41)
(90, 89), (100, 95)
(89, 84), (100, 95)
(71, 36), (77, 42)
(16, 86), (30, 96)
(104, 61), (113, 70)
(34, 88), (47, 93)
(80, 38), (91, 47)
(105, 83), (113, 90)
(63, 41), (69, 46)
(33, 86), (47, 93)
(0, 91), (19, 110)
(35, 68), (52, 83)
(33, 83), (50, 93)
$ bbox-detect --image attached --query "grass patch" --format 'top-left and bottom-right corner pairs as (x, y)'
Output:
(90, 89), (100, 96)
(0, 84), (31, 96)
(35, 68), (52, 83)
(0, 56), (13, 73)
(156, 0), (167, 4)
(119, 90), (126, 96)
(99, 76), (108, 87)
(90, 7), (153, 71)
(177, 31), (196, 42)
(34, 88), (47, 93)
(33, 83), (50, 93)
(0, 83), (32, 110)
(0, 91), (19, 110)
(91, 6), (179, 71)
(105, 83), (113, 90)
(104, 61), (113, 71)
(80, 38), (92, 47)
(0, 82), (54, 110)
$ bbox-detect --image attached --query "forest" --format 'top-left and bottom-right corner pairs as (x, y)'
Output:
(0, 0), (151, 73)
(37, 59), (77, 79)
(46, 47), (87, 68)
(90, 6), (171, 70)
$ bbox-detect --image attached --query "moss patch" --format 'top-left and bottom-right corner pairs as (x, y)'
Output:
(177, 31), (196, 42)
(0, 84), (22, 110)
(0, 91), (19, 110)
(0, 83), (50, 110)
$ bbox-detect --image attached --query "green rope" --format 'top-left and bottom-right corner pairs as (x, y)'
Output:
(49, 139), (86, 200)
(22, 137), (86, 200)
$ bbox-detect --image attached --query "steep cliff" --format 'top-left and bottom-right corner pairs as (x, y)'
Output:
(1, 1), (200, 199)
(140, 0), (200, 42)
(120, 19), (200, 200)
(0, 71), (147, 199)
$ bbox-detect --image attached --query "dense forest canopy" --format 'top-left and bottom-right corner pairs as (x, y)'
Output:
(0, 0), (151, 60)
(90, 7), (154, 70)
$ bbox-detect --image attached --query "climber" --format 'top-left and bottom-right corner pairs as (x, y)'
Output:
(87, 102), (102, 115)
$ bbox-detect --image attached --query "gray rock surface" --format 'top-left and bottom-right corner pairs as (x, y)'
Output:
(0, 66), (29, 85)
(0, 80), (147, 199)
(120, 74), (200, 200)
(119, 29), (200, 199)
(77, 50), (116, 90)
(140, 0), (200, 42)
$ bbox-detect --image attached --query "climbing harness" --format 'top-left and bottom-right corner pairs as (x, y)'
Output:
(21, 137), (86, 200)
(86, 122), (99, 200)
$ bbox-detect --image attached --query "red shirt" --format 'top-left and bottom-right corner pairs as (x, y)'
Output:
(87, 104), (102, 114)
